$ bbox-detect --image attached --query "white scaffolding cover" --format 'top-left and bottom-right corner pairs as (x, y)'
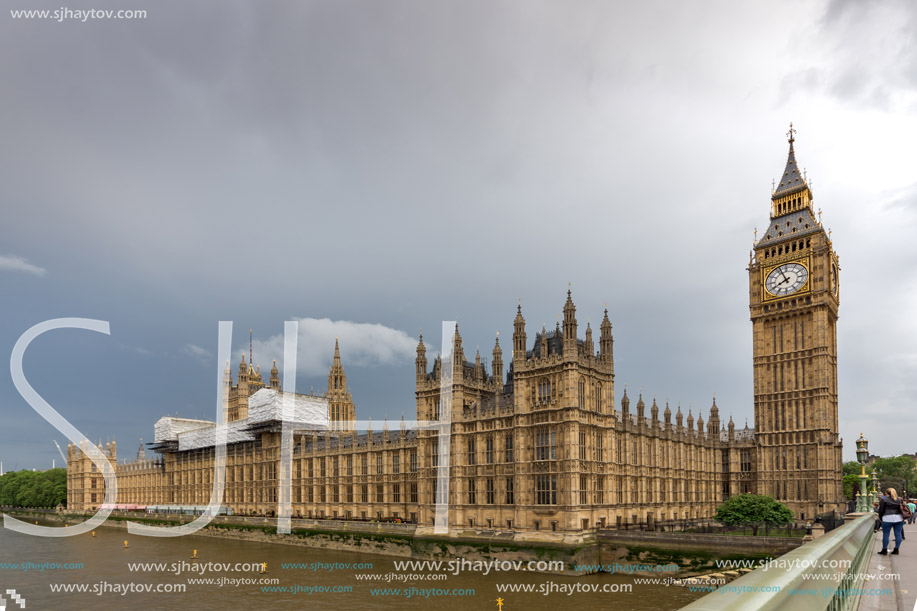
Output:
(154, 389), (330, 452)
(153, 417), (215, 443)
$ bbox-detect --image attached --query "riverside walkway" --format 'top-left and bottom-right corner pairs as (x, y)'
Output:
(858, 520), (915, 611)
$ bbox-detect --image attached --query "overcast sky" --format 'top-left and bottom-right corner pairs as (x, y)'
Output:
(1, 0), (915, 470)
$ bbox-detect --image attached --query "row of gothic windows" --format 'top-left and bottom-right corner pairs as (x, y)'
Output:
(775, 195), (805, 216)
(532, 377), (604, 411)
(464, 478), (515, 505)
(775, 447), (809, 471)
(764, 238), (811, 260)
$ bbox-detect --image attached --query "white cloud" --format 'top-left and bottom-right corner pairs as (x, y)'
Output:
(0, 255), (46, 277)
(245, 318), (419, 377)
(121, 345), (152, 356)
(181, 343), (212, 365)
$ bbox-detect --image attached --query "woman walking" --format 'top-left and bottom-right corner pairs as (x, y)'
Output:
(877, 488), (905, 555)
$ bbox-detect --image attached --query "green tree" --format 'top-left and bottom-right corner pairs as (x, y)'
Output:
(843, 474), (861, 500)
(0, 471), (25, 506)
(871, 456), (917, 495)
(715, 494), (794, 536)
(0, 469), (67, 508)
(843, 461), (863, 476)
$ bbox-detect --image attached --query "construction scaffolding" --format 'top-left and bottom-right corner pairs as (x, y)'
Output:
(152, 389), (330, 452)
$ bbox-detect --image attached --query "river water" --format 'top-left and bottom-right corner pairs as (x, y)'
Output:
(0, 518), (706, 610)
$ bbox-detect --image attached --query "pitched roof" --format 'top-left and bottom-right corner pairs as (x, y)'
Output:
(756, 206), (820, 247)
(773, 137), (808, 199)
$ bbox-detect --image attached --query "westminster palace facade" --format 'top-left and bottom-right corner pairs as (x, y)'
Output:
(67, 130), (845, 537)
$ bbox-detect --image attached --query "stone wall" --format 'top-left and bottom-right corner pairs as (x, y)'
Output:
(597, 529), (801, 554)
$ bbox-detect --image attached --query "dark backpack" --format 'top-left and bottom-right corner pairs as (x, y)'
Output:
(901, 500), (913, 520)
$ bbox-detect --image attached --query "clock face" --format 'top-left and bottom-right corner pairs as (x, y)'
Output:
(765, 262), (808, 296)
(830, 263), (838, 295)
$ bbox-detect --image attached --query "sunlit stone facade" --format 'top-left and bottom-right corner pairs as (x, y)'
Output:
(67, 291), (763, 538)
(67, 134), (843, 537)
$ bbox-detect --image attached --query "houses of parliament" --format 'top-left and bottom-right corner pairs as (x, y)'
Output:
(67, 130), (845, 538)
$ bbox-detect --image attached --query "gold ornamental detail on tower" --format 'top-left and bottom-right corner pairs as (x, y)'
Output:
(761, 257), (811, 302)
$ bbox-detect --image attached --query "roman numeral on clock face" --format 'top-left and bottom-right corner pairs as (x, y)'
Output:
(765, 262), (808, 296)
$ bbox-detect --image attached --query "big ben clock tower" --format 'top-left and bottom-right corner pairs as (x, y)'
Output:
(749, 125), (844, 519)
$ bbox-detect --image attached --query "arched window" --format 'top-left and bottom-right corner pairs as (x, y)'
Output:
(595, 383), (603, 413)
(578, 377), (586, 409)
(538, 378), (551, 403)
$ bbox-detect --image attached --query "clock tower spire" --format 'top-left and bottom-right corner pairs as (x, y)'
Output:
(769, 122), (814, 219)
(749, 125), (843, 519)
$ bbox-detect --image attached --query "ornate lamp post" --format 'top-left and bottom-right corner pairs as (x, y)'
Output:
(855, 433), (871, 512)
(870, 469), (879, 506)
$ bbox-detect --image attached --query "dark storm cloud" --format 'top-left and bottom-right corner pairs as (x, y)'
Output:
(780, 0), (917, 108)
(1, 0), (915, 469)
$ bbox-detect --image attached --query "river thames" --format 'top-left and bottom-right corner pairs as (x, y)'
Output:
(0, 518), (708, 610)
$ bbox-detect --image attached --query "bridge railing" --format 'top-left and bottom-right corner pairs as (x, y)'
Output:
(681, 513), (875, 611)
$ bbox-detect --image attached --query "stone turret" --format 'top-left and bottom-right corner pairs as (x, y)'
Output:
(600, 308), (613, 364)
(513, 304), (526, 362)
(416, 333), (427, 382)
(708, 396), (720, 434)
(492, 334), (503, 385)
(269, 359), (280, 390)
(452, 324), (465, 377)
(326, 339), (356, 431)
(328, 338), (345, 392)
(238, 353), (248, 388)
(222, 359), (232, 422)
(562, 289), (577, 355)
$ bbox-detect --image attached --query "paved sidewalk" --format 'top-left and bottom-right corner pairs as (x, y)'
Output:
(859, 520), (914, 611)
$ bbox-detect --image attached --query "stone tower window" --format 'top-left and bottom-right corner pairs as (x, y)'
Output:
(537, 378), (551, 403)
(535, 426), (556, 461)
(535, 475), (557, 505)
